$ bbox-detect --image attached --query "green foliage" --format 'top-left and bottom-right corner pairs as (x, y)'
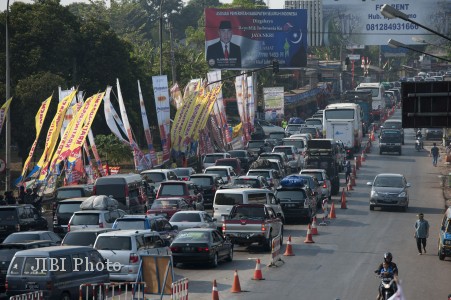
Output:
(94, 134), (133, 165)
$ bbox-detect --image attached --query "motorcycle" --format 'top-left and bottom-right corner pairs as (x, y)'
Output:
(415, 138), (422, 151)
(378, 276), (397, 300)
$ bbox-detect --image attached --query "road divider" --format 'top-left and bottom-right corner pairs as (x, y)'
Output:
(171, 278), (189, 300)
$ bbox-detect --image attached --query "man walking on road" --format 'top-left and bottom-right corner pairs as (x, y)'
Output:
(430, 143), (440, 167)
(414, 213), (429, 255)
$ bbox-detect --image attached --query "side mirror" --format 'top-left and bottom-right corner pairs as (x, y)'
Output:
(406, 183), (411, 187)
(212, 218), (217, 222)
(172, 225), (179, 230)
(366, 182), (372, 186)
(276, 212), (282, 218)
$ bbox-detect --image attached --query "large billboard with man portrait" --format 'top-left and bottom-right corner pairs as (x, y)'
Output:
(205, 9), (308, 70)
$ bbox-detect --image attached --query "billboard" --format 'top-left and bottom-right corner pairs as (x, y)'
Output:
(323, 0), (451, 46)
(205, 9), (307, 70)
(263, 87), (284, 121)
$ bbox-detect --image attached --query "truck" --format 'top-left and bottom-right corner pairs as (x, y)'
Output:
(341, 90), (373, 134)
(222, 204), (283, 250)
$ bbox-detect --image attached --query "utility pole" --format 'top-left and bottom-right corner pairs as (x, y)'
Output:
(159, 0), (164, 75)
(167, 21), (176, 85)
(5, 0), (11, 191)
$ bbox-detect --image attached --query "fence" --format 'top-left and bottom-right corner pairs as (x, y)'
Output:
(79, 282), (146, 300)
(170, 278), (189, 300)
(9, 291), (43, 300)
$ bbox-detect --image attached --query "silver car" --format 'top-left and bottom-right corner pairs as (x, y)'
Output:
(273, 145), (302, 172)
(299, 169), (332, 201)
(367, 173), (410, 211)
(169, 211), (218, 231)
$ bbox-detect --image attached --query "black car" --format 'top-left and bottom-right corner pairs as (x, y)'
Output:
(61, 228), (117, 247)
(52, 197), (88, 237)
(0, 205), (48, 242)
(189, 174), (225, 208)
(425, 128), (443, 140)
(2, 231), (62, 245)
(169, 228), (233, 268)
(228, 150), (255, 172)
(0, 240), (54, 292)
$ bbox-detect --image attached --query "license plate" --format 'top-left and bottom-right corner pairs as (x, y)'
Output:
(157, 213), (167, 217)
(26, 283), (39, 289)
(183, 247), (194, 252)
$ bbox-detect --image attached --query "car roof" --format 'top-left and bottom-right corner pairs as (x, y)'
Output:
(205, 152), (228, 156)
(64, 228), (117, 233)
(215, 188), (270, 194)
(237, 176), (262, 179)
(375, 173), (404, 177)
(0, 240), (53, 246)
(179, 228), (216, 232)
(141, 169), (173, 174)
(59, 197), (89, 203)
(153, 197), (185, 201)
(301, 169), (326, 173)
(97, 229), (159, 237)
(161, 180), (194, 185)
(7, 231), (54, 235)
(57, 185), (93, 190)
(190, 174), (220, 178)
(172, 211), (202, 215)
(205, 166), (234, 170)
(14, 246), (94, 256)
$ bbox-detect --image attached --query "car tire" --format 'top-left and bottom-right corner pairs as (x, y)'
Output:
(265, 232), (273, 252)
(438, 243), (445, 260)
(370, 205), (374, 211)
(280, 227), (284, 247)
(226, 247), (233, 262)
(210, 253), (219, 268)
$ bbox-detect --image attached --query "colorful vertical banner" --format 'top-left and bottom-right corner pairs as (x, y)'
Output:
(58, 87), (79, 138)
(0, 98), (12, 135)
(138, 80), (157, 167)
(170, 83), (183, 111)
(234, 75), (246, 146)
(19, 96), (51, 180)
(87, 129), (105, 177)
(207, 71), (231, 147)
(152, 75), (171, 163)
(263, 87), (284, 121)
(247, 76), (256, 133)
(103, 86), (128, 144)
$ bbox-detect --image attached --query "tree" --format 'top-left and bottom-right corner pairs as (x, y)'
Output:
(94, 134), (133, 165)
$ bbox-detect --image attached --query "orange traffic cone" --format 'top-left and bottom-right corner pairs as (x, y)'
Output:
(230, 270), (242, 293)
(304, 223), (315, 243)
(371, 131), (375, 142)
(347, 179), (354, 191)
(283, 236), (295, 256)
(311, 216), (319, 235)
(361, 151), (366, 162)
(341, 188), (347, 209)
(252, 259), (265, 280)
(212, 280), (219, 300)
(350, 174), (356, 187)
(329, 202), (337, 219)
(352, 165), (357, 178)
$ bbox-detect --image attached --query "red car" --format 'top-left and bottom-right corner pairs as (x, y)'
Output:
(156, 181), (204, 209)
(147, 197), (192, 219)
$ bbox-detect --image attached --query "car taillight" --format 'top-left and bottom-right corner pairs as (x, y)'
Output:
(222, 223), (226, 231)
(197, 247), (209, 252)
(323, 182), (327, 188)
(99, 222), (104, 228)
(67, 223), (70, 232)
(183, 178), (188, 181)
(5, 280), (8, 291)
(211, 186), (217, 194)
(129, 253), (139, 264)
(170, 246), (181, 253)
(15, 224), (20, 231)
(261, 224), (266, 231)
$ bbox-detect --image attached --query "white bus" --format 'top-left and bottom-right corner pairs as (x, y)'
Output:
(355, 82), (386, 121)
(323, 103), (363, 154)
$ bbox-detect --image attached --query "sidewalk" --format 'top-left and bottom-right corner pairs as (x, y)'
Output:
(429, 144), (451, 209)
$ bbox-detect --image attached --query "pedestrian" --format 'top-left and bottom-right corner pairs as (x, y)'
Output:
(281, 118), (288, 129)
(414, 213), (429, 255)
(430, 142), (440, 167)
(18, 186), (26, 203)
(345, 160), (352, 184)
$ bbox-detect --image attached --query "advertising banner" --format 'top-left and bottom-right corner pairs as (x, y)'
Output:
(263, 87), (284, 121)
(205, 9), (308, 70)
(152, 75), (171, 163)
(0, 98), (12, 135)
(322, 0), (451, 46)
(138, 80), (157, 167)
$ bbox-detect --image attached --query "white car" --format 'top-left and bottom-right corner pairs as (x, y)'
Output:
(273, 145), (302, 172)
(204, 166), (237, 184)
(202, 153), (231, 170)
(68, 209), (126, 232)
(255, 119), (285, 137)
(140, 169), (178, 189)
(299, 169), (332, 201)
(169, 211), (218, 231)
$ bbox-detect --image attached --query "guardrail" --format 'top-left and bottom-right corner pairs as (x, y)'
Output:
(9, 290), (43, 300)
(79, 281), (146, 300)
(170, 278), (188, 300)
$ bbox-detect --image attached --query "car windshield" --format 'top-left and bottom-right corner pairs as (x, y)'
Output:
(259, 154), (281, 161)
(229, 151), (245, 158)
(275, 190), (307, 201)
(159, 184), (185, 196)
(62, 232), (98, 246)
(174, 231), (210, 242)
(247, 170), (270, 178)
(3, 234), (41, 243)
(273, 147), (292, 155)
(173, 169), (192, 176)
(230, 207), (266, 220)
(269, 132), (285, 139)
(383, 122), (402, 129)
(247, 141), (265, 148)
(151, 200), (179, 209)
(287, 125), (303, 132)
(114, 220), (145, 230)
(170, 213), (201, 222)
(214, 193), (243, 205)
(57, 203), (83, 214)
(283, 139), (305, 149)
(57, 189), (84, 199)
(374, 176), (404, 188)
(0, 209), (18, 224)
(95, 236), (132, 251)
(301, 172), (323, 181)
(70, 213), (99, 225)
(305, 119), (322, 126)
(300, 128), (317, 134)
(205, 169), (227, 177)
(216, 160), (237, 168)
(204, 155), (224, 163)
(190, 177), (213, 186)
(234, 178), (260, 188)
(143, 173), (165, 183)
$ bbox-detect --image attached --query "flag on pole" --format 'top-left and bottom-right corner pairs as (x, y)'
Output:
(0, 98), (12, 135)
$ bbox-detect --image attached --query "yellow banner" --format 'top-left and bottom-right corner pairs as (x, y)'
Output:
(171, 91), (198, 152)
(36, 90), (76, 177)
(0, 98), (12, 135)
(232, 123), (243, 138)
(196, 84), (223, 139)
(21, 96), (52, 178)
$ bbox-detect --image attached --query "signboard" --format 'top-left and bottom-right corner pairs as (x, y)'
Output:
(323, 0), (451, 46)
(205, 9), (308, 70)
(347, 54), (361, 60)
(402, 82), (451, 128)
(263, 87), (284, 121)
(269, 234), (282, 267)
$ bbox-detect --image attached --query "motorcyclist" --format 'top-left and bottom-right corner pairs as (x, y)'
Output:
(416, 130), (423, 149)
(374, 252), (398, 300)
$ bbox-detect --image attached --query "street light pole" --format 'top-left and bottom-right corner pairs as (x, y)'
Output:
(388, 39), (451, 63)
(380, 4), (451, 43)
(5, 0), (11, 191)
(159, 0), (163, 75)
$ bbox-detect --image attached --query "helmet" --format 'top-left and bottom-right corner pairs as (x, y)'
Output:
(384, 252), (393, 263)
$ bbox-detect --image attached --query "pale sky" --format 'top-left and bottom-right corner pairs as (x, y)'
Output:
(1, 0), (283, 11)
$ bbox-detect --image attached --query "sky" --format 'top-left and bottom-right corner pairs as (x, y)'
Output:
(1, 0), (284, 11)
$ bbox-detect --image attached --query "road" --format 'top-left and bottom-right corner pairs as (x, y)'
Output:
(169, 111), (451, 300)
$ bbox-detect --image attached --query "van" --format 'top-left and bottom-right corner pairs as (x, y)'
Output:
(213, 188), (284, 223)
(53, 197), (88, 237)
(93, 174), (147, 213)
(0, 205), (48, 242)
(6, 246), (109, 299)
(438, 207), (451, 260)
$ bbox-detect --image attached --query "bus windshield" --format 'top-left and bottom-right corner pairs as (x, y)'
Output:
(325, 109), (354, 120)
(356, 87), (379, 97)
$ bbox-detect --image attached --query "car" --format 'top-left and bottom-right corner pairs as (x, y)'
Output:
(61, 228), (117, 247)
(288, 117), (305, 124)
(94, 230), (171, 281)
(296, 174), (323, 208)
(245, 140), (266, 157)
(169, 211), (218, 231)
(171, 167), (196, 181)
(52, 184), (93, 203)
(189, 174), (225, 208)
(273, 145), (302, 172)
(258, 152), (290, 175)
(202, 153), (231, 170)
(268, 132), (286, 145)
(68, 208), (126, 232)
(169, 228), (233, 267)
(299, 169), (332, 201)
(214, 158), (243, 175)
(156, 180), (204, 208)
(204, 166), (237, 184)
(253, 158), (286, 178)
(381, 119), (404, 144)
(290, 133), (313, 142)
(285, 124), (304, 137)
(254, 119), (285, 137)
(0, 240), (54, 292)
(52, 197), (88, 237)
(147, 197), (193, 219)
(232, 175), (271, 190)
(112, 214), (179, 244)
(2, 231), (62, 245)
(367, 173), (410, 211)
(304, 118), (323, 132)
(0, 205), (48, 242)
(246, 168), (281, 191)
(425, 128), (443, 140)
(141, 169), (179, 189)
(227, 150), (255, 172)
(299, 126), (321, 138)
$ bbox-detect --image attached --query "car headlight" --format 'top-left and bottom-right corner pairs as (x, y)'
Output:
(371, 190), (379, 197)
(398, 192), (406, 197)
